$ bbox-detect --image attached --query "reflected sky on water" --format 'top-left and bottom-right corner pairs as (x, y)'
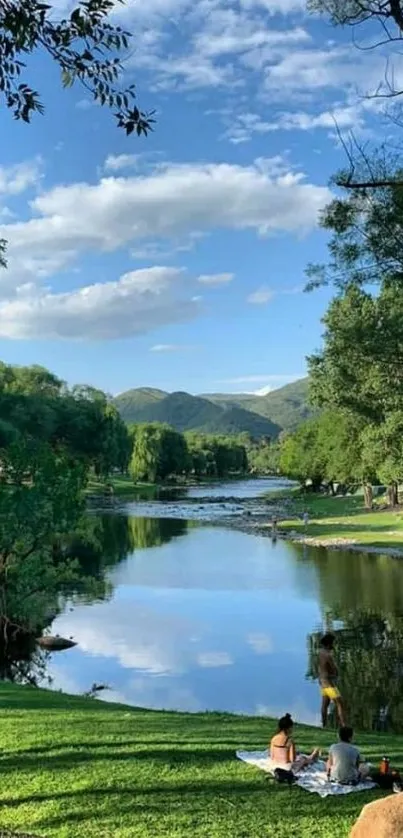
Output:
(46, 504), (403, 730)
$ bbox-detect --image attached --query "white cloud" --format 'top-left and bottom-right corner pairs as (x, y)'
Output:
(254, 385), (273, 395)
(0, 158), (42, 196)
(263, 47), (383, 97)
(241, 0), (306, 12)
(104, 153), (141, 172)
(247, 632), (273, 654)
(197, 272), (234, 285)
(125, 0), (313, 91)
(247, 281), (304, 304)
(194, 24), (310, 60)
(197, 651), (233, 667)
(0, 158), (329, 278)
(150, 343), (198, 352)
(216, 374), (304, 391)
(222, 102), (369, 143)
(0, 266), (201, 341)
(0, 155), (328, 342)
(75, 98), (95, 110)
(247, 285), (275, 304)
(222, 112), (275, 144)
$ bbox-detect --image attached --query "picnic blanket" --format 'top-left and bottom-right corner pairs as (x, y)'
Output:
(236, 750), (377, 798)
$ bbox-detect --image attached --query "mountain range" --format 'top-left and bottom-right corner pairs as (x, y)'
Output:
(113, 378), (313, 437)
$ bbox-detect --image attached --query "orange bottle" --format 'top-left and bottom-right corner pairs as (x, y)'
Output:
(380, 756), (390, 774)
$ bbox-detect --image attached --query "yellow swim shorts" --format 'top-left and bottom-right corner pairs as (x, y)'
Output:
(321, 686), (341, 700)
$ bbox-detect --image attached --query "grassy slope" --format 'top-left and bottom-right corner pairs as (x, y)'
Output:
(0, 684), (399, 838)
(279, 494), (403, 550)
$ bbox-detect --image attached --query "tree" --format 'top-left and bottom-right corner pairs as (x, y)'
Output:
(0, 362), (131, 476)
(360, 413), (403, 505)
(248, 438), (280, 474)
(306, 179), (403, 292)
(308, 285), (403, 422)
(0, 438), (87, 636)
(185, 432), (248, 478)
(309, 0), (403, 44)
(129, 423), (190, 483)
(308, 283), (403, 505)
(0, 0), (154, 135)
(308, 0), (403, 189)
(307, 612), (403, 732)
(279, 419), (325, 490)
(279, 410), (371, 499)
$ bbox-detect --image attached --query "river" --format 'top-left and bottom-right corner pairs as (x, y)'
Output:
(43, 478), (403, 731)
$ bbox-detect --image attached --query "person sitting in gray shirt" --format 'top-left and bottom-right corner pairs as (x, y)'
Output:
(326, 726), (371, 785)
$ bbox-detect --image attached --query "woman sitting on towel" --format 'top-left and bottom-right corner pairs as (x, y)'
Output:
(270, 713), (320, 771)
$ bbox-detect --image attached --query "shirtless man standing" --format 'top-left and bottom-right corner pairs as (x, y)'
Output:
(318, 633), (346, 728)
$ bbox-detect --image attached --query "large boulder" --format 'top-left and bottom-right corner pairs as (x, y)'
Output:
(350, 794), (403, 838)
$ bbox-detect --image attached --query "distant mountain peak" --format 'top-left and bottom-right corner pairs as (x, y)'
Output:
(113, 378), (312, 436)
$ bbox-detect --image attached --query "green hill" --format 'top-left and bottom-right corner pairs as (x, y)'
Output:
(203, 379), (314, 433)
(114, 387), (167, 422)
(113, 389), (281, 437)
(241, 378), (315, 432)
(114, 379), (313, 436)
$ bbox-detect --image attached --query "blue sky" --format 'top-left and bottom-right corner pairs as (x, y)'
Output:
(0, 0), (393, 395)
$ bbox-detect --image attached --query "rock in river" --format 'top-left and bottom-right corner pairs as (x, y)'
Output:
(37, 635), (77, 651)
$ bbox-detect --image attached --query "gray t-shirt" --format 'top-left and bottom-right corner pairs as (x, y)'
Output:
(329, 742), (361, 784)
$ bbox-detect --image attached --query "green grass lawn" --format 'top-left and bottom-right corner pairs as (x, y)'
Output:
(279, 494), (403, 551)
(0, 684), (399, 838)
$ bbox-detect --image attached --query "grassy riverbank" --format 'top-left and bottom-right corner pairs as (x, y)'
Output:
(279, 494), (403, 552)
(0, 683), (398, 838)
(85, 473), (262, 499)
(85, 475), (155, 497)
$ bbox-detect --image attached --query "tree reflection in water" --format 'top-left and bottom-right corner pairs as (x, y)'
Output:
(0, 514), (188, 687)
(302, 544), (403, 732)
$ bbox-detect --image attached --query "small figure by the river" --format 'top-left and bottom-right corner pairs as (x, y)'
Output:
(303, 510), (309, 529)
(271, 516), (278, 540)
(318, 632), (346, 728)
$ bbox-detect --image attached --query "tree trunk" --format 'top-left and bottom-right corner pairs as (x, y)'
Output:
(387, 481), (398, 507)
(363, 483), (373, 510)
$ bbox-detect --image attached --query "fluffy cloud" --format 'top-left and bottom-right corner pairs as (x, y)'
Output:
(0, 267), (201, 340)
(197, 651), (233, 667)
(197, 272), (234, 285)
(0, 158), (42, 196)
(103, 153), (141, 172)
(222, 102), (369, 143)
(247, 632), (273, 654)
(110, 0), (388, 146)
(247, 282), (304, 304)
(263, 47), (383, 97)
(217, 374), (304, 389)
(247, 285), (275, 304)
(150, 343), (198, 352)
(1, 158), (330, 273)
(123, 0), (314, 91)
(0, 154), (328, 341)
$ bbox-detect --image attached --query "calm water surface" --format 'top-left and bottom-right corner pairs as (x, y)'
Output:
(47, 478), (403, 731)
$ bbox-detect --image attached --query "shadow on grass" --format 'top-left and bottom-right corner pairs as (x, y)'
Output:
(27, 781), (387, 832)
(0, 746), (239, 772)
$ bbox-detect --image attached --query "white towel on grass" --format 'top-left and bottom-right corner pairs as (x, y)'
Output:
(236, 750), (377, 798)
